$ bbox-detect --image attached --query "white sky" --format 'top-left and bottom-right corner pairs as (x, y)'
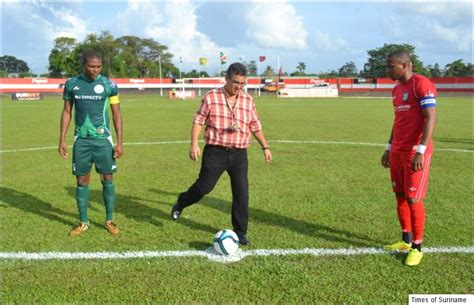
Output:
(1, 0), (473, 75)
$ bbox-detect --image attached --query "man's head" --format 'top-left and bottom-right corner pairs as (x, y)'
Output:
(386, 49), (413, 82)
(225, 62), (247, 97)
(82, 50), (102, 80)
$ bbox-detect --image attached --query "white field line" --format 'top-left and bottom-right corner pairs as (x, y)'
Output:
(0, 246), (473, 264)
(1, 140), (472, 154)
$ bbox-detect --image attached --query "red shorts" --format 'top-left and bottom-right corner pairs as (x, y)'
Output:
(389, 147), (433, 199)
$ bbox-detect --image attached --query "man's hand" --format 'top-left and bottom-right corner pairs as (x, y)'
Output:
(381, 150), (390, 168)
(263, 149), (272, 163)
(114, 143), (123, 159)
(189, 145), (201, 161)
(412, 153), (424, 172)
(58, 141), (68, 159)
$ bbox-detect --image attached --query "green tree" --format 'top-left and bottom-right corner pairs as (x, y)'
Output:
(68, 31), (120, 77)
(362, 43), (428, 78)
(338, 61), (358, 77)
(242, 60), (257, 76)
(318, 70), (338, 78)
(183, 69), (209, 78)
(443, 59), (472, 77)
(262, 66), (275, 78)
(48, 37), (77, 77)
(465, 63), (474, 77)
(426, 63), (442, 78)
(290, 62), (307, 76)
(47, 32), (178, 78)
(0, 55), (31, 75)
(296, 62), (306, 74)
(115, 35), (174, 78)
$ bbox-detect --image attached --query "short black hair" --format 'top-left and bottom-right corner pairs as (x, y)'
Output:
(82, 49), (102, 64)
(226, 62), (247, 78)
(387, 49), (411, 63)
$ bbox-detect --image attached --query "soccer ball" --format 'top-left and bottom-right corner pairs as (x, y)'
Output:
(213, 229), (239, 255)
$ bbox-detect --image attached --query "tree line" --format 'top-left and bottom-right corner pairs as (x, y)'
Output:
(1, 35), (472, 79)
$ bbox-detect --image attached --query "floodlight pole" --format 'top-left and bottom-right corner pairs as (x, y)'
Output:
(198, 64), (202, 97)
(258, 61), (261, 96)
(158, 55), (163, 97)
(179, 60), (184, 100)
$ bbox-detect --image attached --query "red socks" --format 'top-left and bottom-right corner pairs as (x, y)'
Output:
(409, 200), (425, 244)
(396, 196), (411, 233)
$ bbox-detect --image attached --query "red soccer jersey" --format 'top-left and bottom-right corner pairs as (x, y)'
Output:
(391, 74), (437, 151)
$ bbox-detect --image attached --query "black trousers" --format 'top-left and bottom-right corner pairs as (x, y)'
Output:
(177, 144), (249, 235)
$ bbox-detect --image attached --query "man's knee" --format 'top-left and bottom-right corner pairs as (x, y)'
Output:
(76, 175), (90, 186)
(407, 197), (421, 205)
(195, 181), (215, 196)
(395, 192), (405, 198)
(101, 174), (113, 182)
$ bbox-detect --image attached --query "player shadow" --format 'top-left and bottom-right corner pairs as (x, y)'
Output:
(206, 198), (384, 248)
(65, 187), (218, 234)
(0, 186), (100, 227)
(65, 186), (165, 227)
(188, 241), (212, 250)
(150, 188), (384, 248)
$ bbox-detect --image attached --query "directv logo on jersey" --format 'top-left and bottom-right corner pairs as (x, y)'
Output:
(75, 95), (102, 101)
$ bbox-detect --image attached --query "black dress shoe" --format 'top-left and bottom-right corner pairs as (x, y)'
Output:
(237, 233), (250, 246)
(171, 204), (183, 221)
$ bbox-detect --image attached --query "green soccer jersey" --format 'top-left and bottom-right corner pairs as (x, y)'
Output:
(63, 74), (120, 139)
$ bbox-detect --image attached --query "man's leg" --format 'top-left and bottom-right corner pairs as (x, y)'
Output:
(385, 150), (412, 250)
(407, 197), (425, 249)
(100, 174), (119, 235)
(404, 197), (425, 266)
(70, 175), (91, 236)
(396, 193), (413, 245)
(93, 138), (119, 234)
(76, 175), (91, 223)
(227, 149), (249, 244)
(101, 175), (116, 222)
(70, 139), (93, 236)
(403, 150), (432, 266)
(173, 146), (227, 219)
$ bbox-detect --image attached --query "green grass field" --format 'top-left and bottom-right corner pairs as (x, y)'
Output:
(1, 93), (473, 304)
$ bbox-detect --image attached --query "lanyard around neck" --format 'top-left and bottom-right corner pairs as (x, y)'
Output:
(224, 91), (238, 114)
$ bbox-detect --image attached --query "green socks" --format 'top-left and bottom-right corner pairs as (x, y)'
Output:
(76, 181), (116, 223)
(76, 185), (90, 223)
(102, 180), (116, 221)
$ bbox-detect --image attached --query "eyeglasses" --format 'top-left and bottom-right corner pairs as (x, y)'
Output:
(230, 79), (246, 87)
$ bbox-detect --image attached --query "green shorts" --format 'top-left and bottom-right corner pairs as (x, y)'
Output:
(72, 137), (117, 176)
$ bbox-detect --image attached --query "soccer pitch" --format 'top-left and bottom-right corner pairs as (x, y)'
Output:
(1, 94), (472, 303)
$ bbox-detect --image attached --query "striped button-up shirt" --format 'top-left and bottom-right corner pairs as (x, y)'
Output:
(193, 87), (262, 148)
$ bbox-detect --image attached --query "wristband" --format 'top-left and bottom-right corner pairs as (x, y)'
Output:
(416, 144), (427, 154)
(385, 143), (392, 151)
(262, 146), (270, 150)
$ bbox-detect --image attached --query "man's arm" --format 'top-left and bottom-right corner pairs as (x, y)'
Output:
(412, 107), (436, 171)
(253, 130), (272, 163)
(58, 100), (73, 159)
(110, 103), (123, 159)
(381, 127), (394, 168)
(189, 123), (203, 161)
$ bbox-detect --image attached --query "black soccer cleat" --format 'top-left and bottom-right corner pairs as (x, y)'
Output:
(171, 203), (183, 221)
(237, 233), (250, 246)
